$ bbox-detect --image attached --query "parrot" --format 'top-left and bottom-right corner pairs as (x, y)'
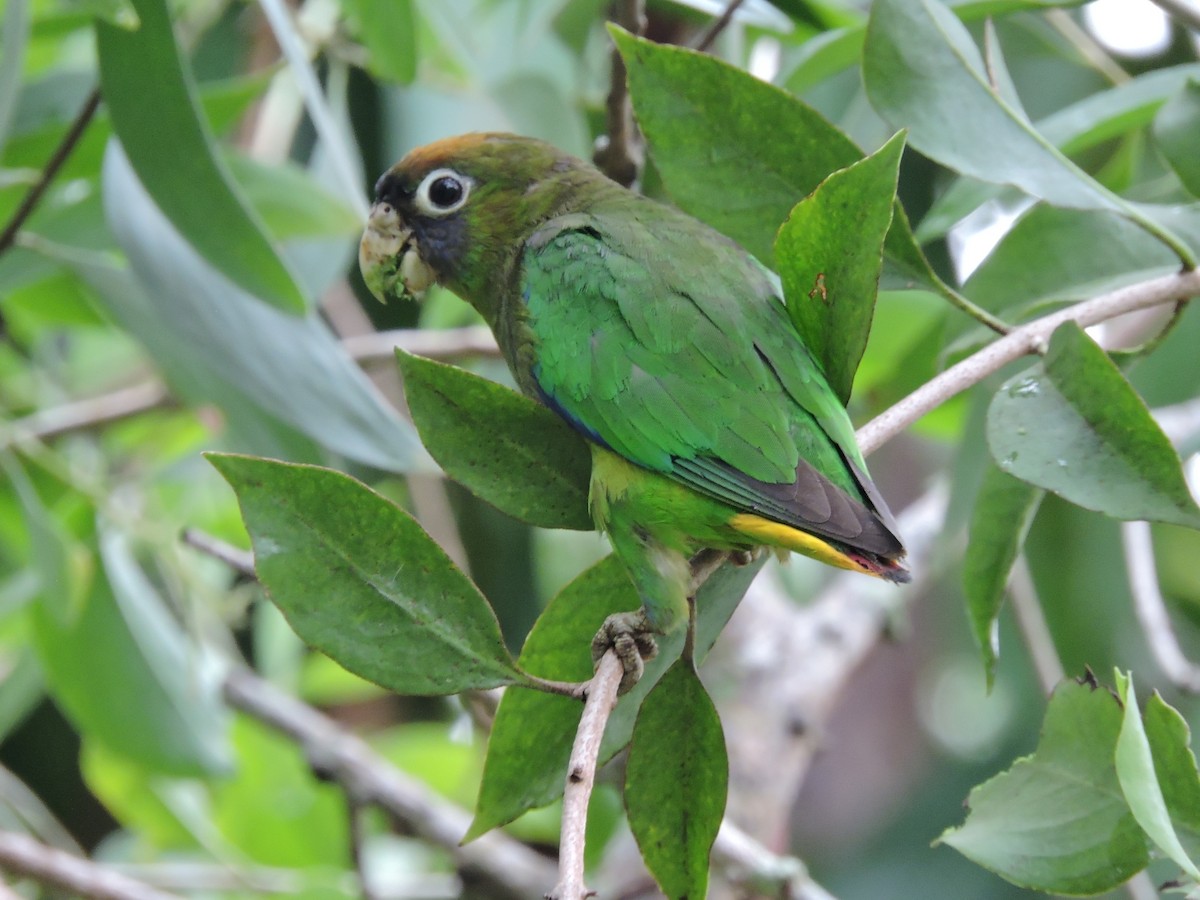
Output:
(360, 132), (908, 681)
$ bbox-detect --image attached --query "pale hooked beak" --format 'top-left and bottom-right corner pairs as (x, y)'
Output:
(359, 201), (436, 303)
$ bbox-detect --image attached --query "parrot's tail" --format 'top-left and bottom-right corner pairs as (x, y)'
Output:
(728, 513), (910, 584)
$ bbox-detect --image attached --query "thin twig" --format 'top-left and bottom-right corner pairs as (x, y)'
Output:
(0, 87), (101, 258)
(181, 528), (255, 577)
(221, 668), (557, 900)
(1007, 558), (1065, 694)
(1046, 9), (1129, 86)
(856, 268), (1200, 456)
(713, 821), (839, 900)
(694, 0), (748, 52)
(344, 325), (500, 362)
(347, 795), (380, 900)
(1, 381), (172, 451)
(548, 650), (625, 900)
(1123, 520), (1200, 693)
(0, 830), (184, 900)
(594, 0), (645, 188)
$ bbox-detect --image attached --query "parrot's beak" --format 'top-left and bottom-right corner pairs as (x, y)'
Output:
(359, 201), (435, 303)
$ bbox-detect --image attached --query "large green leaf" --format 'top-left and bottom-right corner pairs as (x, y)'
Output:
(96, 143), (422, 472)
(1153, 80), (1200, 198)
(626, 660), (727, 900)
(468, 553), (763, 838)
(987, 322), (1200, 530)
(863, 0), (1194, 264)
(208, 454), (523, 695)
(939, 677), (1149, 894)
(609, 26), (953, 304)
(95, 0), (307, 312)
(396, 350), (592, 531)
(919, 64), (1200, 240)
(467, 555), (637, 840)
(776, 131), (902, 404)
(962, 464), (1043, 687)
(1114, 672), (1200, 881)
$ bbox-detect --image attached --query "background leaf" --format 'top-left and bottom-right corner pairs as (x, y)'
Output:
(987, 322), (1200, 529)
(95, 142), (424, 472)
(863, 0), (1194, 263)
(397, 350), (592, 531)
(625, 660), (727, 900)
(776, 131), (902, 404)
(1153, 80), (1200, 198)
(1144, 693), (1200, 862)
(95, 0), (308, 312)
(962, 464), (1044, 687)
(209, 454), (523, 695)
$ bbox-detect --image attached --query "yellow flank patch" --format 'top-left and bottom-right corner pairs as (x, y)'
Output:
(728, 513), (879, 578)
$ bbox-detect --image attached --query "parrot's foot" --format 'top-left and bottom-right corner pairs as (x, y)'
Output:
(591, 610), (658, 695)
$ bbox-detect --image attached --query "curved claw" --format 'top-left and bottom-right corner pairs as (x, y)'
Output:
(591, 610), (658, 695)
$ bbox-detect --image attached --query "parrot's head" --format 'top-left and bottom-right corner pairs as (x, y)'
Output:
(360, 132), (597, 312)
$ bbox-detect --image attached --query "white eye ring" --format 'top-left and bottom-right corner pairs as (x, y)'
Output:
(414, 168), (473, 217)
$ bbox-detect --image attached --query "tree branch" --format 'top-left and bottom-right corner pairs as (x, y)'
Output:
(594, 0), (645, 188)
(1144, 0), (1200, 34)
(857, 268), (1200, 456)
(0, 88), (101, 259)
(221, 668), (557, 900)
(548, 650), (625, 900)
(693, 0), (748, 52)
(0, 830), (184, 900)
(713, 820), (839, 900)
(344, 325), (500, 362)
(1123, 520), (1200, 693)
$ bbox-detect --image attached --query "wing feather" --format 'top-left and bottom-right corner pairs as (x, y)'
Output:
(521, 207), (902, 557)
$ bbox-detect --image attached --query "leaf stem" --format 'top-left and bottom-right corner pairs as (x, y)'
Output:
(547, 650), (624, 900)
(0, 87), (100, 259)
(941, 283), (1011, 335)
(857, 268), (1200, 456)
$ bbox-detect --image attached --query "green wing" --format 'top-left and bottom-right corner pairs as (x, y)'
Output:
(521, 203), (901, 557)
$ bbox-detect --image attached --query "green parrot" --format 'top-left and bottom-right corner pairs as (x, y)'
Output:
(360, 133), (907, 673)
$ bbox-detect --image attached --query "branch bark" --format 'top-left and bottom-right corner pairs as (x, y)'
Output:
(221, 667), (557, 900)
(0, 830), (184, 900)
(857, 268), (1200, 455)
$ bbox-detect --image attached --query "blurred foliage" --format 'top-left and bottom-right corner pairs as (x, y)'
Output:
(1, 0), (1199, 897)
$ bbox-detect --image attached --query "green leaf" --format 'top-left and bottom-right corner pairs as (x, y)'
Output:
(468, 553), (764, 839)
(626, 660), (727, 900)
(225, 153), (362, 240)
(919, 64), (1200, 241)
(987, 322), (1200, 529)
(343, 0), (418, 84)
(0, 0), (29, 157)
(396, 350), (592, 531)
(1153, 80), (1200, 198)
(95, 0), (308, 312)
(776, 131), (902, 404)
(31, 527), (231, 776)
(1114, 672), (1200, 881)
(863, 0), (1194, 265)
(1144, 692), (1200, 862)
(468, 555), (637, 839)
(609, 25), (954, 305)
(962, 464), (1043, 687)
(939, 677), (1149, 894)
(94, 144), (423, 472)
(208, 454), (523, 695)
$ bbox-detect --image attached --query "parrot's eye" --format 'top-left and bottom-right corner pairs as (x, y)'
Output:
(414, 168), (472, 216)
